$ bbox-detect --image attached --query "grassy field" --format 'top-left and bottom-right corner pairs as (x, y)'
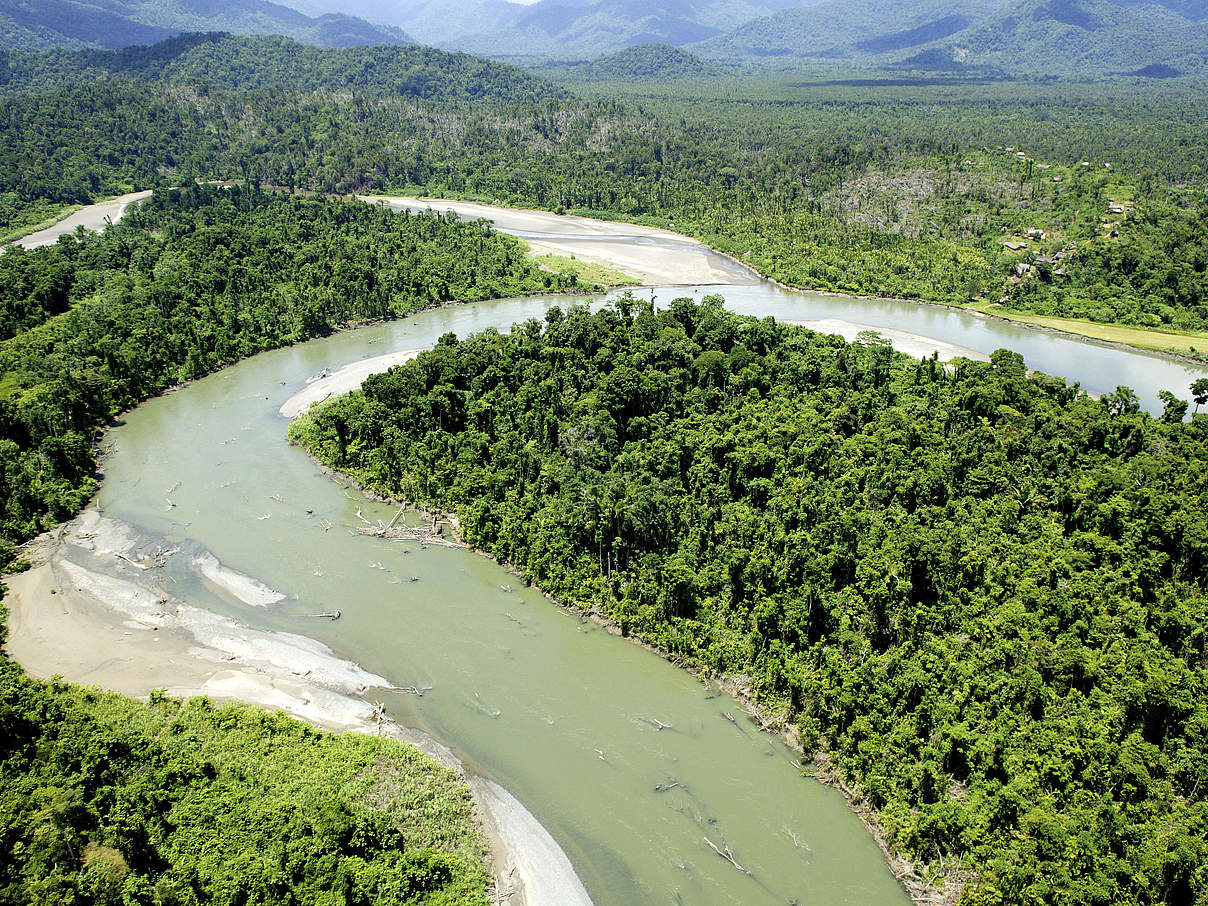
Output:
(531, 251), (640, 288)
(974, 302), (1208, 358)
(0, 201), (80, 244)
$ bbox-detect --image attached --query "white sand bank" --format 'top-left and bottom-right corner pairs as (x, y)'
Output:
(15, 511), (384, 696)
(471, 778), (595, 906)
(359, 195), (758, 286)
(192, 551), (286, 606)
(12, 190), (154, 249)
(280, 348), (429, 418)
(5, 509), (592, 906)
(784, 318), (991, 362)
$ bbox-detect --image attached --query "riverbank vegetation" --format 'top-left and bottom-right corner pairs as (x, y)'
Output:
(3, 35), (1207, 345)
(0, 617), (492, 905)
(0, 183), (569, 569)
(292, 297), (1208, 905)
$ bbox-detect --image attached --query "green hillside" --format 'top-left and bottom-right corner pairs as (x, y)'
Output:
(692, 0), (1000, 63)
(0, 33), (564, 101)
(946, 0), (1208, 75)
(536, 43), (727, 82)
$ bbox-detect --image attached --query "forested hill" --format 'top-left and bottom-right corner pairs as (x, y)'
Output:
(292, 297), (1208, 905)
(536, 43), (727, 83)
(0, 0), (413, 51)
(0, 33), (565, 101)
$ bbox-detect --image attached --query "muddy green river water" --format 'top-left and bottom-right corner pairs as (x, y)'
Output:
(94, 272), (1207, 905)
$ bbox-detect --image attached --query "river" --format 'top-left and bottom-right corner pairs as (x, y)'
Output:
(96, 295), (909, 906)
(365, 197), (1207, 415)
(19, 198), (1208, 905)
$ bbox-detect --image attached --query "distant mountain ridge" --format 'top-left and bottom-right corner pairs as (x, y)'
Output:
(0, 0), (413, 50)
(286, 0), (1207, 76)
(6, 0), (1202, 76)
(692, 0), (1208, 75)
(292, 0), (808, 58)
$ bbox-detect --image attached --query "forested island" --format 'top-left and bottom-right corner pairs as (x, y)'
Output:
(293, 298), (1208, 904)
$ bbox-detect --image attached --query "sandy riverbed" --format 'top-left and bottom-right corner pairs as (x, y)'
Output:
(4, 509), (591, 906)
(11, 190), (154, 249)
(359, 195), (757, 286)
(279, 348), (430, 419)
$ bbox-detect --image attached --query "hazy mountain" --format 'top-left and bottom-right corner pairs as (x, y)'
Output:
(0, 0), (413, 51)
(924, 0), (1208, 74)
(1115, 0), (1208, 20)
(693, 0), (1208, 75)
(288, 0), (520, 46)
(292, 0), (809, 57)
(694, 0), (1000, 61)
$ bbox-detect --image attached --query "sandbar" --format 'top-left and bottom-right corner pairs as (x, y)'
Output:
(280, 348), (429, 418)
(193, 551), (287, 606)
(11, 190), (154, 249)
(784, 317), (991, 362)
(358, 195), (758, 287)
(4, 509), (592, 906)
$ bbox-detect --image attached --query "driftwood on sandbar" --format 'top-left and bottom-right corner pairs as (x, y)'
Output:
(396, 684), (433, 696)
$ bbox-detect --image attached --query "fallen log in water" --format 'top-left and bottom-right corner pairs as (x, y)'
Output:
(356, 524), (463, 547)
(397, 684), (433, 696)
(704, 837), (751, 875)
